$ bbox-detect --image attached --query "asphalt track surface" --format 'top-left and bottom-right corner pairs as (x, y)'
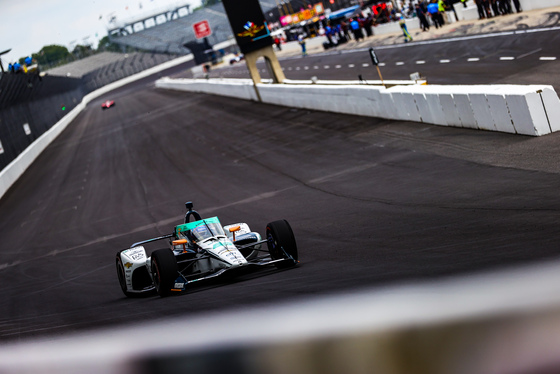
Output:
(2, 31), (560, 341)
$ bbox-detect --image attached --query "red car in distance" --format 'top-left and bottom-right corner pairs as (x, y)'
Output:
(101, 100), (115, 110)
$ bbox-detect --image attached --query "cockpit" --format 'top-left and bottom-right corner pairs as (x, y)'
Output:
(175, 217), (225, 245)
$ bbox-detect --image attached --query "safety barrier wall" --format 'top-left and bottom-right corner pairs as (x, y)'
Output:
(156, 78), (258, 101)
(2, 257), (560, 374)
(0, 55), (193, 201)
(0, 74), (84, 171)
(155, 78), (560, 136)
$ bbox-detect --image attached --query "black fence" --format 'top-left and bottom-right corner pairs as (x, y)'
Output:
(0, 53), (179, 171)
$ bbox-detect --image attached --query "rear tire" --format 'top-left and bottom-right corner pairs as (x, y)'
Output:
(116, 253), (133, 298)
(266, 220), (298, 269)
(151, 249), (178, 297)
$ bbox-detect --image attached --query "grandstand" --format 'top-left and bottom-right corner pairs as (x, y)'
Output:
(46, 52), (135, 78)
(45, 51), (181, 93)
(108, 1), (290, 55)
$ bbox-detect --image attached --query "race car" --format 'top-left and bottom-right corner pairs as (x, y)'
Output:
(101, 100), (115, 109)
(116, 202), (298, 297)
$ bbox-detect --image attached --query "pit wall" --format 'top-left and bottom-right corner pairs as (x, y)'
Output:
(155, 78), (560, 137)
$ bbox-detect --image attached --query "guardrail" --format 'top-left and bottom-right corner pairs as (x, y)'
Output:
(155, 77), (560, 136)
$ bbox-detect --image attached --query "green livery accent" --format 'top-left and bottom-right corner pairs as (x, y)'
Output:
(213, 241), (227, 249)
(175, 216), (221, 236)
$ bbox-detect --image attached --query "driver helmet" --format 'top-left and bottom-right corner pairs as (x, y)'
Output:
(192, 225), (211, 240)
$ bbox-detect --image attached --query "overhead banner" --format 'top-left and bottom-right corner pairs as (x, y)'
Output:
(222, 0), (273, 54)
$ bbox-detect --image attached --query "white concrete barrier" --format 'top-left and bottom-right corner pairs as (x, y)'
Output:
(521, 0), (560, 11)
(155, 78), (560, 138)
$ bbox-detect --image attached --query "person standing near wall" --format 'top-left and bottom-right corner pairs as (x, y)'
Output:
(474, 0), (485, 18)
(415, 2), (430, 31)
(398, 13), (413, 42)
(427, 0), (441, 28)
(298, 33), (307, 56)
(437, 0), (446, 26)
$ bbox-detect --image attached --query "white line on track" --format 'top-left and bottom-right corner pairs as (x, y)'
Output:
(395, 62), (404, 66)
(468, 58), (480, 62)
(313, 66), (319, 69)
(440, 59), (451, 63)
(500, 57), (515, 61)
(540, 57), (557, 61)
(335, 65), (342, 69)
(304, 66), (309, 70)
(378, 62), (385, 66)
(362, 63), (369, 67)
(348, 64), (355, 68)
(324, 65), (330, 69)
(298, 26), (560, 63)
(416, 60), (426, 64)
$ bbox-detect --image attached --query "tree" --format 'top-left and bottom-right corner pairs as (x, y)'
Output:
(97, 36), (123, 52)
(31, 45), (72, 67)
(72, 44), (94, 59)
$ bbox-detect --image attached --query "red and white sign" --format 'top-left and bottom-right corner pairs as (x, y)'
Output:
(193, 20), (212, 39)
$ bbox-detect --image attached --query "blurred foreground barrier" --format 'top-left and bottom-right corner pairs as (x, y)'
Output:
(156, 78), (560, 136)
(2, 259), (560, 374)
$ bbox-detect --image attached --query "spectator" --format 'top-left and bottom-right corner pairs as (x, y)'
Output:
(364, 14), (374, 37)
(350, 18), (364, 41)
(499, 0), (512, 14)
(325, 24), (334, 46)
(474, 0), (486, 19)
(416, 2), (430, 31)
(8, 63), (13, 73)
(512, 0), (521, 12)
(427, 0), (442, 28)
(482, 0), (493, 18)
(13, 62), (22, 74)
(274, 36), (282, 51)
(397, 13), (413, 42)
(491, 0), (500, 16)
(298, 33), (307, 56)
(437, 0), (446, 26)
(24, 56), (32, 66)
(340, 20), (350, 40)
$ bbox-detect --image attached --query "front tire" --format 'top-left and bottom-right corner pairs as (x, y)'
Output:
(116, 253), (133, 297)
(151, 248), (178, 297)
(266, 220), (298, 269)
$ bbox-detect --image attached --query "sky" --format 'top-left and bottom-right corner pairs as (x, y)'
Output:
(0, 0), (201, 64)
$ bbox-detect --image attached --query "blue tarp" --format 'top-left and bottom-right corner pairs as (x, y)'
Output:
(326, 5), (360, 20)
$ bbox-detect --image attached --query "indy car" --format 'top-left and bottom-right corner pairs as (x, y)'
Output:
(116, 202), (298, 297)
(101, 100), (115, 109)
